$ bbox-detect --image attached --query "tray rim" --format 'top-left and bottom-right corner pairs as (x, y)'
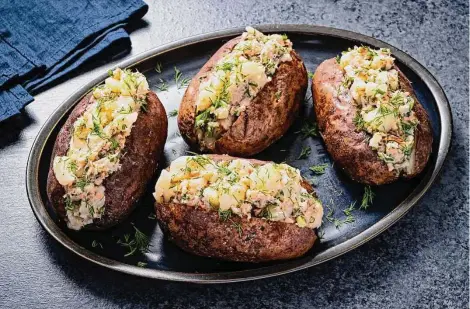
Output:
(26, 24), (453, 284)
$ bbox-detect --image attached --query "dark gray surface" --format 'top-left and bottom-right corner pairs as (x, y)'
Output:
(0, 0), (467, 308)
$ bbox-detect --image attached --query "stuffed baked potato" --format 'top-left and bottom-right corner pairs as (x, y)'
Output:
(153, 155), (323, 262)
(47, 68), (168, 230)
(178, 27), (308, 156)
(312, 46), (433, 185)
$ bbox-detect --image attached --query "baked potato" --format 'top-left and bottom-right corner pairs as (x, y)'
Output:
(153, 155), (323, 262)
(312, 46), (433, 185)
(47, 68), (168, 230)
(178, 27), (308, 156)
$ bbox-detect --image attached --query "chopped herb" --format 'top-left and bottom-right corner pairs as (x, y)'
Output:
(353, 112), (365, 130)
(140, 101), (148, 113)
(67, 160), (77, 174)
(155, 62), (163, 73)
(309, 163), (328, 175)
(403, 144), (413, 156)
(231, 221), (243, 237)
(168, 109), (178, 117)
(308, 71), (315, 79)
(76, 178), (88, 191)
(335, 55), (341, 63)
(107, 69), (113, 77)
(215, 62), (235, 71)
(297, 146), (311, 160)
(296, 121), (318, 139)
(259, 205), (273, 220)
(92, 240), (103, 249)
(174, 67), (191, 89)
(360, 186), (375, 210)
(218, 208), (232, 221)
(148, 213), (156, 220)
(64, 196), (75, 211)
(137, 262), (147, 267)
(109, 138), (119, 150)
(275, 91), (281, 100)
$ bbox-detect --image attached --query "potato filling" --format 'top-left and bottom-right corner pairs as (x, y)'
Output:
(53, 68), (149, 230)
(338, 46), (419, 174)
(194, 27), (293, 150)
(154, 156), (323, 229)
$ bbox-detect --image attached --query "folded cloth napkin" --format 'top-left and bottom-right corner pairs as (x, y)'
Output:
(0, 0), (148, 122)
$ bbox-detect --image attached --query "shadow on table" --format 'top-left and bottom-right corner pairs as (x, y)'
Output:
(0, 112), (35, 150)
(35, 203), (449, 308)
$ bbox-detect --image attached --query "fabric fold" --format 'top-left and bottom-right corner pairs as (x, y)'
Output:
(0, 0), (148, 122)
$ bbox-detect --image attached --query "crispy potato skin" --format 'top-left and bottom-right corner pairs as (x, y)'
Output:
(312, 58), (433, 185)
(155, 155), (317, 263)
(47, 91), (168, 230)
(178, 36), (308, 156)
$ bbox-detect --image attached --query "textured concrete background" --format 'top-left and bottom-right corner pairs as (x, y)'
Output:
(0, 0), (468, 308)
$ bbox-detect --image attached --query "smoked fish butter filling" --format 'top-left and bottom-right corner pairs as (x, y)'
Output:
(154, 156), (324, 229)
(52, 68), (150, 230)
(338, 46), (420, 174)
(194, 27), (293, 150)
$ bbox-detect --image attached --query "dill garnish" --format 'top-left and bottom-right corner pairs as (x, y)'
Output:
(296, 122), (318, 139)
(297, 146), (311, 160)
(168, 109), (178, 117)
(174, 67), (191, 89)
(360, 186), (375, 210)
(117, 226), (151, 257)
(156, 78), (169, 92)
(155, 62), (163, 73)
(309, 163), (328, 175)
(92, 240), (103, 249)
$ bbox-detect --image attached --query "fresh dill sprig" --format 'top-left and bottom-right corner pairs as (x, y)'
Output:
(155, 62), (163, 73)
(343, 201), (357, 216)
(168, 109), (178, 117)
(174, 67), (191, 89)
(360, 186), (375, 210)
(92, 240), (103, 249)
(297, 146), (311, 160)
(117, 226), (151, 257)
(148, 213), (156, 220)
(309, 163), (328, 175)
(137, 261), (147, 267)
(156, 78), (169, 92)
(296, 121), (318, 139)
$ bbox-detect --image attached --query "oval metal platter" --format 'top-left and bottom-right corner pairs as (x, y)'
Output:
(26, 24), (452, 283)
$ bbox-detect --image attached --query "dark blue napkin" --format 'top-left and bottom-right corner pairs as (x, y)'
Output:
(0, 0), (148, 122)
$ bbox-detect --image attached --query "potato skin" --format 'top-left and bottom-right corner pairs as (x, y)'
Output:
(312, 58), (433, 185)
(47, 91), (168, 230)
(155, 155), (318, 263)
(178, 36), (308, 156)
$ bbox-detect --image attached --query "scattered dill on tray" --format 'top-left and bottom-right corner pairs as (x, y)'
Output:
(360, 186), (375, 210)
(297, 146), (311, 160)
(309, 163), (328, 175)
